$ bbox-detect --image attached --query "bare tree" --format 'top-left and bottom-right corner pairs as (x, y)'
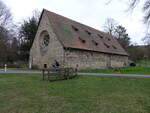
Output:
(128, 0), (150, 25)
(107, 0), (150, 26)
(103, 18), (131, 51)
(128, 0), (140, 10)
(32, 9), (41, 22)
(103, 18), (117, 35)
(143, 0), (150, 25)
(142, 34), (150, 59)
(143, 33), (150, 45)
(0, 27), (10, 65)
(0, 0), (13, 66)
(0, 0), (12, 28)
(128, 0), (150, 58)
(107, 0), (150, 54)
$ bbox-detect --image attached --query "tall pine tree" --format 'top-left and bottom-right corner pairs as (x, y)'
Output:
(19, 11), (40, 61)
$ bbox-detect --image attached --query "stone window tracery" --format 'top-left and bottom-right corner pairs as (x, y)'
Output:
(39, 31), (50, 55)
(43, 35), (50, 47)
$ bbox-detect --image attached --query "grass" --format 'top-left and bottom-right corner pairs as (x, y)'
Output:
(79, 66), (150, 75)
(0, 74), (150, 113)
(136, 60), (150, 67)
(80, 61), (150, 75)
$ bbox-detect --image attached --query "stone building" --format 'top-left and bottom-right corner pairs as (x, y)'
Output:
(29, 9), (128, 69)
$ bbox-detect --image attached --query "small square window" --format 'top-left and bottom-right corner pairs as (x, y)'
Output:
(97, 34), (103, 39)
(72, 25), (79, 31)
(92, 40), (98, 46)
(104, 43), (110, 48)
(78, 37), (86, 43)
(85, 30), (91, 35)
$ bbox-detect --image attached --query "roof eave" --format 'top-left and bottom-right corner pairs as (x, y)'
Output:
(64, 47), (128, 56)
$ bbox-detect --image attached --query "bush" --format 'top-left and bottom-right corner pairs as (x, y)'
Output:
(112, 68), (121, 73)
(130, 62), (136, 67)
(6, 61), (28, 68)
(7, 64), (20, 68)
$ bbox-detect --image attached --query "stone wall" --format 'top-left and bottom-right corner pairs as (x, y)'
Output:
(29, 11), (128, 69)
(29, 11), (64, 69)
(63, 49), (128, 69)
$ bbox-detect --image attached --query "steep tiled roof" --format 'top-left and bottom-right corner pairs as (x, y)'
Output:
(42, 9), (128, 56)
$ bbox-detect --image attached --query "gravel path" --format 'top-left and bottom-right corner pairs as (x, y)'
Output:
(0, 69), (150, 78)
(0, 69), (42, 74)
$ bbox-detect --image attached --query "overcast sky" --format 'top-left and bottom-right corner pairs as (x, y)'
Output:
(3, 0), (146, 45)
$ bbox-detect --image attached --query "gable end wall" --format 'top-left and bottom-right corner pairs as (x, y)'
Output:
(29, 11), (64, 68)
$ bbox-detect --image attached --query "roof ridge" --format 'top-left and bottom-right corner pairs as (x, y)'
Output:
(44, 9), (112, 37)
(42, 9), (128, 56)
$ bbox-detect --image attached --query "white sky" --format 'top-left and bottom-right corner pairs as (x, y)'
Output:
(3, 0), (146, 45)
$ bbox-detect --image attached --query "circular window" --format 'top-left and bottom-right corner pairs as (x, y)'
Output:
(39, 31), (50, 55)
(43, 35), (50, 47)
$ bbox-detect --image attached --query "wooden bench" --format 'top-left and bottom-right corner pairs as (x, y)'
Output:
(42, 67), (77, 81)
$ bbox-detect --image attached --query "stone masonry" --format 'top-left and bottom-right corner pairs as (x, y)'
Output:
(29, 9), (128, 69)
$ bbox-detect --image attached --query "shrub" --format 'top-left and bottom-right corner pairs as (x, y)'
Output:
(130, 63), (136, 67)
(112, 68), (121, 73)
(7, 64), (20, 68)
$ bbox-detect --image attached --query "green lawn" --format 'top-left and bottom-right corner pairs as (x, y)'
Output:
(136, 60), (150, 67)
(79, 66), (150, 75)
(80, 61), (150, 75)
(0, 74), (150, 113)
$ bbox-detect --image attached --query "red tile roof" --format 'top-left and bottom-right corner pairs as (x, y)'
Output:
(42, 9), (128, 56)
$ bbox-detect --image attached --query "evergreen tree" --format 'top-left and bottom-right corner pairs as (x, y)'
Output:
(114, 25), (131, 50)
(19, 11), (40, 61)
